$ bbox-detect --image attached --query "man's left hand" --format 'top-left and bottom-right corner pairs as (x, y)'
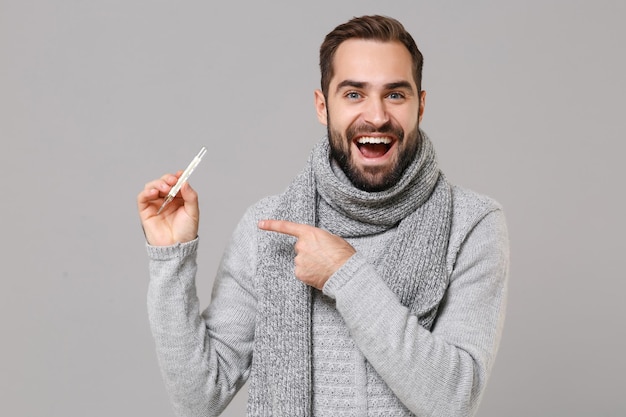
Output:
(258, 220), (356, 290)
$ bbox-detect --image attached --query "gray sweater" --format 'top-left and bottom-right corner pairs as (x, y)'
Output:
(146, 185), (509, 417)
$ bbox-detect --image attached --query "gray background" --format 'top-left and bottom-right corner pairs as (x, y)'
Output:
(1, 0), (624, 416)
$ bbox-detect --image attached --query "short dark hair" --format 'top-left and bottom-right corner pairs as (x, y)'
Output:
(319, 15), (424, 97)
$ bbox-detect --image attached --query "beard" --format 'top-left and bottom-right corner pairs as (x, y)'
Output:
(328, 117), (420, 192)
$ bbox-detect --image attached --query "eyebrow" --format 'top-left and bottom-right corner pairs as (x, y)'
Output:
(335, 79), (415, 94)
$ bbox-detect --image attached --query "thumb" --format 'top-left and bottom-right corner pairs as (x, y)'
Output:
(180, 182), (200, 218)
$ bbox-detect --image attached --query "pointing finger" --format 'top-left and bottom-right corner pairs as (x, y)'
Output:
(258, 219), (311, 237)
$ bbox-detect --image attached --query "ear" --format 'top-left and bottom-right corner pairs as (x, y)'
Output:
(314, 89), (328, 125)
(418, 90), (426, 123)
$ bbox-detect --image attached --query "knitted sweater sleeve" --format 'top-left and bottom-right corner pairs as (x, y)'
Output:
(323, 202), (509, 416)
(145, 206), (258, 417)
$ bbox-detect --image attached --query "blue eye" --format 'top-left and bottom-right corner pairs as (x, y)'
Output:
(346, 91), (361, 100)
(388, 92), (404, 100)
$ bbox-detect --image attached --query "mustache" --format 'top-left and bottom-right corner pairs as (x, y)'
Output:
(346, 121), (405, 142)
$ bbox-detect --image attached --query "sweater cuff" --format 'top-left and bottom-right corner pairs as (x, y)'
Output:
(322, 252), (370, 299)
(145, 237), (199, 260)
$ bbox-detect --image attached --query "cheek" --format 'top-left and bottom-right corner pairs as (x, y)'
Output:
(397, 108), (420, 127)
(328, 103), (360, 131)
(397, 118), (420, 142)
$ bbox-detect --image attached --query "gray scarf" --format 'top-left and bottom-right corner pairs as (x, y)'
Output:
(247, 131), (452, 416)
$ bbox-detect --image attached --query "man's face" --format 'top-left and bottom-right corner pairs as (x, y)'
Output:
(315, 39), (426, 192)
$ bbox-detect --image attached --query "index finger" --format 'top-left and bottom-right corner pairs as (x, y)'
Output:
(258, 219), (311, 237)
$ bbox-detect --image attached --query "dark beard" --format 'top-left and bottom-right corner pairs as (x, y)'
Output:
(328, 120), (420, 192)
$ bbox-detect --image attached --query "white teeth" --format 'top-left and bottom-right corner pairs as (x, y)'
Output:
(357, 136), (392, 145)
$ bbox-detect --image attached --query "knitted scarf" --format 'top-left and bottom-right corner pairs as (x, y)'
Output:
(247, 131), (452, 416)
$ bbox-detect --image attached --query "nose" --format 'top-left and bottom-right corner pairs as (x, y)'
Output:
(363, 97), (389, 128)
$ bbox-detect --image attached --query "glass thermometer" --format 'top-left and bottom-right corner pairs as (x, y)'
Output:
(157, 146), (207, 215)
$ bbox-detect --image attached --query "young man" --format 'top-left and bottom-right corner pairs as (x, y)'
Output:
(138, 15), (509, 417)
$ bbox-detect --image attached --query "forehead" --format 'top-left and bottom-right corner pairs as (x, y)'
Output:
(330, 39), (415, 90)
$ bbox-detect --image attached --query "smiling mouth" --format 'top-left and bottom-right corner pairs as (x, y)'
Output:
(355, 136), (393, 158)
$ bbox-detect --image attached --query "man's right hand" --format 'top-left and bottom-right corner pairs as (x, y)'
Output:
(137, 172), (200, 246)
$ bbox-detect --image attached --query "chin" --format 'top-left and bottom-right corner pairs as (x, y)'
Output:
(347, 167), (399, 192)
